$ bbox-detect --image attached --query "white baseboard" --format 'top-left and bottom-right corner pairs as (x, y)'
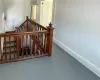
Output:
(53, 37), (100, 77)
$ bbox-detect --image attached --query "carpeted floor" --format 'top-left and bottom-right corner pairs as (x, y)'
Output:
(0, 43), (99, 80)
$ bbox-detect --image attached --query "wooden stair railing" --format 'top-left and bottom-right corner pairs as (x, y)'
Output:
(15, 16), (47, 32)
(0, 16), (54, 64)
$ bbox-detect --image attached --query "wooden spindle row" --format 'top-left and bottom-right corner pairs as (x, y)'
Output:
(0, 33), (48, 63)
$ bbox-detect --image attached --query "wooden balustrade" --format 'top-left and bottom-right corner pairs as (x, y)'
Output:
(0, 31), (48, 63)
(0, 16), (54, 64)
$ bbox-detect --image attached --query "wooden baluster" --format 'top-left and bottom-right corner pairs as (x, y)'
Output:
(28, 35), (30, 56)
(43, 28), (45, 47)
(31, 35), (34, 55)
(0, 36), (2, 61)
(36, 23), (37, 30)
(41, 27), (43, 31)
(40, 33), (43, 55)
(40, 33), (42, 43)
(26, 35), (28, 56)
(18, 27), (20, 32)
(40, 28), (43, 46)
(14, 36), (16, 58)
(26, 16), (29, 31)
(31, 35), (33, 55)
(17, 36), (20, 58)
(36, 26), (39, 39)
(38, 27), (41, 42)
(32, 24), (34, 31)
(38, 26), (40, 39)
(44, 33), (47, 54)
(38, 47), (41, 56)
(30, 35), (32, 56)
(38, 27), (41, 40)
(40, 48), (42, 56)
(9, 36), (12, 59)
(41, 33), (44, 47)
(38, 26), (40, 31)
(19, 36), (22, 57)
(33, 35), (36, 55)
(38, 33), (40, 45)
(26, 35), (28, 47)
(2, 37), (4, 61)
(36, 46), (39, 56)
(32, 23), (34, 30)
(39, 32), (43, 48)
(32, 35), (34, 55)
(4, 37), (7, 60)
(21, 36), (24, 57)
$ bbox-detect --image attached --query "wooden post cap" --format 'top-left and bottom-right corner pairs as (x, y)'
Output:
(26, 16), (29, 20)
(49, 22), (52, 27)
(48, 22), (55, 30)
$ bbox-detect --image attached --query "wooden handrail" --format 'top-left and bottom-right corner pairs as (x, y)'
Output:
(18, 21), (27, 28)
(0, 30), (48, 37)
(28, 19), (47, 30)
(15, 16), (47, 32)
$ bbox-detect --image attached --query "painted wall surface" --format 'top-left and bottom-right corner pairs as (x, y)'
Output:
(0, 0), (5, 33)
(54, 0), (100, 77)
(4, 0), (31, 31)
(31, 0), (37, 5)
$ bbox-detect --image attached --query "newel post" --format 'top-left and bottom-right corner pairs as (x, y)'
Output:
(47, 22), (54, 56)
(0, 37), (1, 59)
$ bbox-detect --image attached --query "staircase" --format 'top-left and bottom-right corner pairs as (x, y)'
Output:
(0, 16), (54, 64)
(2, 37), (17, 59)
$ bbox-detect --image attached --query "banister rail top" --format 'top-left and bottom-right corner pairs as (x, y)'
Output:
(0, 30), (48, 37)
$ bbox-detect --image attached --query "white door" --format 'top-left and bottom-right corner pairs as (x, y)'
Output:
(40, 0), (53, 27)
(31, 5), (37, 21)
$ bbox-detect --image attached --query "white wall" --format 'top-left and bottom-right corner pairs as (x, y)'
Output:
(4, 0), (31, 31)
(54, 0), (100, 77)
(31, 0), (37, 5)
(0, 0), (37, 32)
(0, 0), (5, 33)
(0, 0), (4, 15)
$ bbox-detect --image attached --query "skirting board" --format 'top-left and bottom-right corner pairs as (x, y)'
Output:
(53, 37), (100, 77)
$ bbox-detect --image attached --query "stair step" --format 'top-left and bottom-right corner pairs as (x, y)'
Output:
(6, 31), (15, 33)
(4, 41), (16, 44)
(3, 51), (17, 54)
(3, 46), (16, 49)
